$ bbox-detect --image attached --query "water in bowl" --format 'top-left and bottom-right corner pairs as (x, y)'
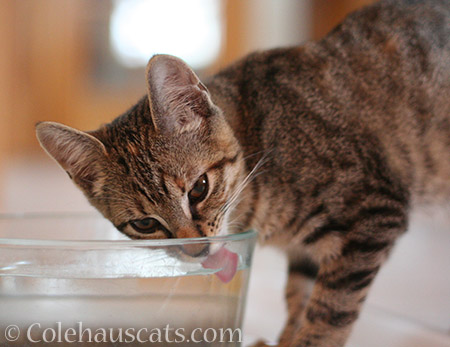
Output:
(0, 269), (249, 346)
(0, 215), (256, 347)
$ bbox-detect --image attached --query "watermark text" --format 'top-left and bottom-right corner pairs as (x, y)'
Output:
(4, 322), (241, 344)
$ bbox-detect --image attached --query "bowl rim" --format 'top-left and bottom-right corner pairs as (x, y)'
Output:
(0, 212), (258, 248)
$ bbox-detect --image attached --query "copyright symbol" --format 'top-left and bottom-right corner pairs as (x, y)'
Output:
(5, 325), (20, 341)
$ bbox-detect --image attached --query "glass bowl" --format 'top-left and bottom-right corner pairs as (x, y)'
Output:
(0, 213), (257, 346)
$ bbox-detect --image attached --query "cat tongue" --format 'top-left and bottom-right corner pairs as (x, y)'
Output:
(202, 247), (238, 283)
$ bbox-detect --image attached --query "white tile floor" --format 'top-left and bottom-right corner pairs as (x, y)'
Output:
(1, 155), (449, 346)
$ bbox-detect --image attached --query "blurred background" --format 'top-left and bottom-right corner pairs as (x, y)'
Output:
(0, 1), (448, 346)
(0, 0), (376, 213)
(0, 0), (371, 181)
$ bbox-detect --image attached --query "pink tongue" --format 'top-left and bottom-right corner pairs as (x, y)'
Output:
(202, 247), (238, 283)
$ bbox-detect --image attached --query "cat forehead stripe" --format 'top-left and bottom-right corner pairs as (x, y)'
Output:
(208, 153), (240, 171)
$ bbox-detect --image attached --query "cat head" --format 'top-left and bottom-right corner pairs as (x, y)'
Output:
(36, 55), (245, 255)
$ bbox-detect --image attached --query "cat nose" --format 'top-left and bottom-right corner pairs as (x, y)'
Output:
(180, 243), (210, 257)
(176, 226), (203, 239)
(176, 227), (209, 257)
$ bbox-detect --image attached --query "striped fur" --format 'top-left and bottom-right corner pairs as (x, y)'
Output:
(36, 0), (449, 345)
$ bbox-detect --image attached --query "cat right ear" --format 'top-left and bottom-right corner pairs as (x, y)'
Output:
(145, 54), (216, 135)
(35, 121), (107, 194)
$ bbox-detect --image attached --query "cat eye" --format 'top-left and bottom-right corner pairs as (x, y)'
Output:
(188, 174), (208, 204)
(130, 217), (159, 234)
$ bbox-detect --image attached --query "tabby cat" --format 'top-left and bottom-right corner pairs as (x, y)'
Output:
(36, 0), (449, 346)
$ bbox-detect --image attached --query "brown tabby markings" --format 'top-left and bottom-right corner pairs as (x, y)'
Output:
(36, 1), (449, 346)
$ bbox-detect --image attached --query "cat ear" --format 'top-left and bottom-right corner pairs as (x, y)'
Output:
(35, 121), (107, 194)
(145, 54), (214, 134)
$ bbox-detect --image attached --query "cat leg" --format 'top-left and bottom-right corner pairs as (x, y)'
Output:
(250, 229), (401, 347)
(250, 237), (394, 346)
(283, 234), (397, 346)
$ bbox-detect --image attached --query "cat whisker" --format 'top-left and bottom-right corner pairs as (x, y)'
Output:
(226, 218), (246, 230)
(241, 148), (273, 162)
(222, 160), (262, 211)
(220, 150), (272, 216)
(227, 208), (246, 225)
(222, 195), (245, 218)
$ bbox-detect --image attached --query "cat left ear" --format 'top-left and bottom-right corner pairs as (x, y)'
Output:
(145, 54), (215, 135)
(35, 121), (107, 194)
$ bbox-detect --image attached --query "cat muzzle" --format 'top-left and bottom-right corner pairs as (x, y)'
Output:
(180, 243), (210, 257)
